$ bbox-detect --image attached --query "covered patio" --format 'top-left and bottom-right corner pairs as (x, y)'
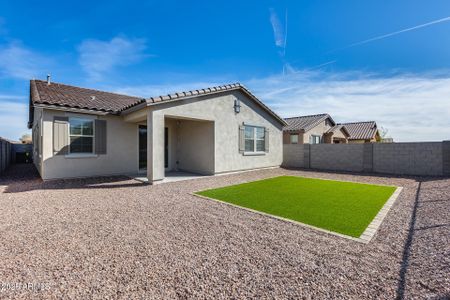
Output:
(124, 107), (215, 184)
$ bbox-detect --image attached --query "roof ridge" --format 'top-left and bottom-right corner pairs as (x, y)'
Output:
(32, 79), (144, 100)
(338, 121), (376, 125)
(145, 82), (242, 100)
(284, 113), (329, 120)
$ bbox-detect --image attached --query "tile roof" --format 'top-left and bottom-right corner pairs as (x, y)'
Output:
(338, 121), (378, 140)
(283, 113), (335, 132)
(326, 124), (350, 137)
(30, 79), (145, 113)
(29, 80), (286, 126)
(120, 83), (287, 126)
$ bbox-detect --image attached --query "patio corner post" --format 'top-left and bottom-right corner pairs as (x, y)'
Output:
(147, 110), (165, 184)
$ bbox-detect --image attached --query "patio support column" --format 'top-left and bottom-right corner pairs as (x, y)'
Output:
(147, 110), (165, 184)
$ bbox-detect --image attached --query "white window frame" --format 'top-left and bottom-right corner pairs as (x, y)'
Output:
(68, 117), (95, 155)
(290, 134), (299, 144)
(310, 134), (321, 144)
(244, 125), (266, 155)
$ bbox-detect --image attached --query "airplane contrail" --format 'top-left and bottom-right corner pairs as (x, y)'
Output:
(329, 16), (450, 53)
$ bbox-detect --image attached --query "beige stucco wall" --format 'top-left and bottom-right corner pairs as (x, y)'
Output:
(177, 119), (215, 175)
(348, 139), (370, 144)
(283, 131), (305, 144)
(37, 89), (283, 181)
(303, 120), (333, 144)
(135, 90), (284, 182)
(40, 109), (138, 180)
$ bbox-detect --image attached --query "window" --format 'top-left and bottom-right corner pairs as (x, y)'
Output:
(244, 125), (265, 153)
(310, 135), (321, 144)
(290, 134), (299, 144)
(69, 118), (94, 154)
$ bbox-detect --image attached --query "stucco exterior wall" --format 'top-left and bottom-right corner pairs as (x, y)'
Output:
(283, 131), (304, 144)
(138, 90), (283, 182)
(177, 119), (215, 175)
(37, 89), (283, 181)
(41, 109), (138, 180)
(303, 120), (333, 144)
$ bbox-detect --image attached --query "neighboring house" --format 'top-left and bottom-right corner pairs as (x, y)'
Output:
(28, 79), (286, 182)
(338, 121), (381, 143)
(283, 114), (350, 144)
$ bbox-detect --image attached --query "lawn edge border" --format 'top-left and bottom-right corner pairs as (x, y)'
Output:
(191, 186), (403, 244)
(358, 186), (403, 243)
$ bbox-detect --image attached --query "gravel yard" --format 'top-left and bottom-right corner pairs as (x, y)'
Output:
(0, 164), (449, 299)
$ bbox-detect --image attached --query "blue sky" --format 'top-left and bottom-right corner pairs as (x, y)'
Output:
(0, 0), (450, 141)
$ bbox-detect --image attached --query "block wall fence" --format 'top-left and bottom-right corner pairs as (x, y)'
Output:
(283, 141), (450, 177)
(0, 138), (12, 176)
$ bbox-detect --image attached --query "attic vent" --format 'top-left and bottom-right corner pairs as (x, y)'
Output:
(91, 96), (96, 101)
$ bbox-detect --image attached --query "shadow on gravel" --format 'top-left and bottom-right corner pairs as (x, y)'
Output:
(0, 164), (145, 193)
(396, 181), (422, 300)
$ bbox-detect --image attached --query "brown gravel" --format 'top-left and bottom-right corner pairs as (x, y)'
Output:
(0, 164), (449, 299)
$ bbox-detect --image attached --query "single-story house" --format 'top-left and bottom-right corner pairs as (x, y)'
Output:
(338, 121), (381, 143)
(28, 78), (286, 182)
(283, 114), (350, 144)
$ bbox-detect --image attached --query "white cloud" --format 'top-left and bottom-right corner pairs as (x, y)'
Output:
(78, 36), (148, 80)
(332, 16), (450, 53)
(269, 8), (285, 48)
(105, 70), (450, 143)
(0, 99), (29, 141)
(0, 42), (50, 79)
(247, 71), (450, 142)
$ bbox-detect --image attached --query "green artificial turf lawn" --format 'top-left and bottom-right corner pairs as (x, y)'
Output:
(196, 176), (396, 237)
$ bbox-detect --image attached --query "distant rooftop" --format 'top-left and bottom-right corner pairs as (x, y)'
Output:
(338, 121), (378, 140)
(284, 114), (335, 132)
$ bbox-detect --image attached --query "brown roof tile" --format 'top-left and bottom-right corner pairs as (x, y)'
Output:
(30, 79), (145, 113)
(284, 113), (335, 132)
(338, 121), (378, 140)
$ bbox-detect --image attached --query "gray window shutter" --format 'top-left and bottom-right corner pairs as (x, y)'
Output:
(265, 128), (269, 152)
(53, 116), (69, 155)
(239, 125), (245, 153)
(95, 119), (107, 155)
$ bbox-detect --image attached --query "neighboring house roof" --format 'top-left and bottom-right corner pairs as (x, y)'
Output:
(338, 121), (378, 140)
(120, 83), (287, 126)
(325, 124), (350, 137)
(29, 80), (287, 128)
(283, 113), (335, 132)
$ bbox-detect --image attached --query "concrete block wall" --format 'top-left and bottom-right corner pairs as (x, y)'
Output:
(373, 142), (443, 176)
(310, 144), (364, 172)
(444, 141), (450, 176)
(283, 141), (448, 177)
(282, 144), (305, 168)
(0, 138), (12, 176)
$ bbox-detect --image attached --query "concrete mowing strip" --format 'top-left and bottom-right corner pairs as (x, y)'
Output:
(191, 186), (403, 244)
(358, 186), (403, 243)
